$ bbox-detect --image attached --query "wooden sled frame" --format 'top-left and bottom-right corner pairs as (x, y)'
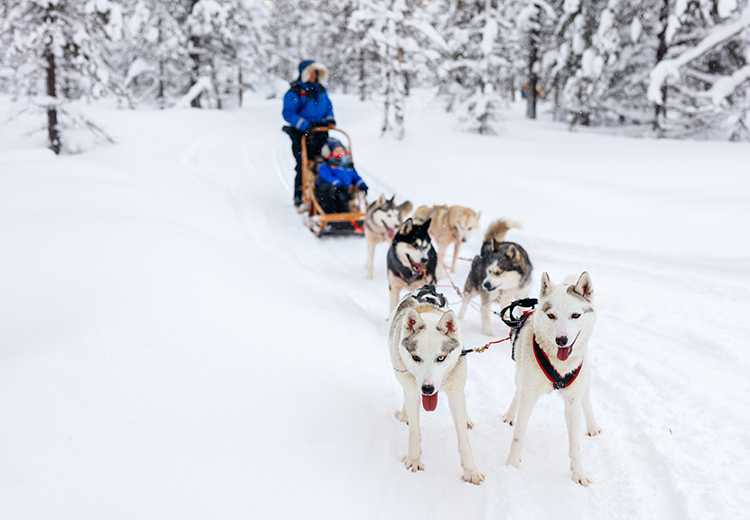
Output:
(301, 127), (365, 236)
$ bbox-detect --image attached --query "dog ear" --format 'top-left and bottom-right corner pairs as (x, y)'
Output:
(377, 194), (385, 206)
(572, 271), (593, 302)
(436, 310), (458, 338)
(540, 272), (553, 298)
(398, 218), (413, 235)
(403, 308), (425, 336)
(420, 217), (432, 230)
(398, 200), (413, 218)
(505, 244), (521, 263)
(388, 194), (395, 204)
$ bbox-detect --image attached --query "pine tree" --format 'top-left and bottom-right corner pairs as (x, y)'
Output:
(2, 0), (120, 154)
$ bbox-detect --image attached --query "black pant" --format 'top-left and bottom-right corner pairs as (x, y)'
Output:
(316, 182), (351, 214)
(287, 128), (328, 201)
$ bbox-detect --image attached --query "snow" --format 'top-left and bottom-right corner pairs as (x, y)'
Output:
(710, 65), (750, 105)
(629, 17), (642, 43)
(1, 93), (749, 519)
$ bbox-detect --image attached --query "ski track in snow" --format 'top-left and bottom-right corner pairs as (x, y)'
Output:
(0, 94), (748, 520)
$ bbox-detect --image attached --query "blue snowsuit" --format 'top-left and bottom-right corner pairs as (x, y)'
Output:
(282, 60), (336, 132)
(316, 163), (367, 214)
(317, 163), (367, 191)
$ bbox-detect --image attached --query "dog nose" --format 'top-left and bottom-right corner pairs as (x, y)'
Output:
(556, 336), (568, 346)
(421, 384), (435, 395)
(483, 282), (492, 290)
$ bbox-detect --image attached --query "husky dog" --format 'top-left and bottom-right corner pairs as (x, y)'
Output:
(459, 219), (530, 336)
(387, 218), (438, 312)
(413, 205), (481, 273)
(503, 272), (601, 486)
(365, 195), (413, 279)
(388, 287), (485, 485)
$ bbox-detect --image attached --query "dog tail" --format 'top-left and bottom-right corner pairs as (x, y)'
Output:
(483, 218), (522, 245)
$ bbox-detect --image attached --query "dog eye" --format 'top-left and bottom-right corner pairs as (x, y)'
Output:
(436, 355), (446, 363)
(547, 313), (557, 320)
(411, 354), (423, 363)
(571, 313), (581, 319)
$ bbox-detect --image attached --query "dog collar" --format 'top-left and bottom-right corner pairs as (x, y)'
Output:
(532, 336), (582, 390)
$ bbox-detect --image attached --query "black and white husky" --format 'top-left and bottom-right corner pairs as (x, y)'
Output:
(388, 287), (485, 485)
(387, 218), (438, 313)
(365, 195), (412, 279)
(459, 219), (531, 335)
(503, 272), (601, 486)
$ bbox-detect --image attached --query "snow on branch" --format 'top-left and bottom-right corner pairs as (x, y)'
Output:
(648, 8), (750, 104)
(710, 65), (750, 105)
(176, 77), (214, 108)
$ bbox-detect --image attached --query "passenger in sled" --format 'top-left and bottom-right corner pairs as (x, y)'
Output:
(317, 138), (368, 217)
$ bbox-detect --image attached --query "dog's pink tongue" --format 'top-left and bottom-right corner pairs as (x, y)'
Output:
(557, 347), (572, 361)
(386, 229), (396, 240)
(422, 393), (438, 412)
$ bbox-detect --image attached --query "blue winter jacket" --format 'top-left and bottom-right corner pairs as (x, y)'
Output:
(282, 60), (335, 132)
(318, 163), (367, 191)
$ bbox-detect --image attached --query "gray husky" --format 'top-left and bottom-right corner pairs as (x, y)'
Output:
(365, 195), (412, 279)
(459, 219), (532, 335)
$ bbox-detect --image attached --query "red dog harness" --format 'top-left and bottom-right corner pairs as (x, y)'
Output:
(533, 336), (582, 390)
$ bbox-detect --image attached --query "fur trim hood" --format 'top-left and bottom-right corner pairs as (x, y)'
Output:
(298, 60), (328, 83)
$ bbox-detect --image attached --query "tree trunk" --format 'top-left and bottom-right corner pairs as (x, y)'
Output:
(45, 6), (61, 155)
(157, 15), (165, 109)
(526, 7), (540, 119)
(358, 48), (367, 102)
(653, 0), (670, 131)
(238, 66), (243, 108)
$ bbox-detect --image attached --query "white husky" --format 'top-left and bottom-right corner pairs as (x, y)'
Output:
(388, 292), (485, 485)
(503, 271), (601, 486)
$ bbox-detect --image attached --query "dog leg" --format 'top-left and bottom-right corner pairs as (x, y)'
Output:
(402, 382), (423, 472)
(480, 293), (493, 336)
(394, 387), (409, 424)
(458, 291), (472, 320)
(506, 391), (539, 468)
(389, 285), (401, 315)
(446, 386), (484, 485)
(582, 385), (602, 437)
(565, 396), (591, 486)
(502, 387), (519, 426)
(366, 239), (376, 280)
(451, 241), (460, 273)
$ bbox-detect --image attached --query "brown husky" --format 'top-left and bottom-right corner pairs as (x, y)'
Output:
(413, 205), (481, 273)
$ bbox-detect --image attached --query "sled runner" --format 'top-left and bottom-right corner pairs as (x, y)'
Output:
(300, 127), (366, 237)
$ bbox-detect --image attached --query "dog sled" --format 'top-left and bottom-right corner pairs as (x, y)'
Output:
(300, 127), (366, 237)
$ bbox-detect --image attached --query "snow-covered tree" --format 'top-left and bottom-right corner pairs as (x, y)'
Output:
(1, 0), (121, 154)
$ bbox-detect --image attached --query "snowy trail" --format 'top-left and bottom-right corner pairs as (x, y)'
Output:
(1, 95), (748, 519)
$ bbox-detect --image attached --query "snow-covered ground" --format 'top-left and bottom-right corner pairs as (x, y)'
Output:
(1, 93), (748, 519)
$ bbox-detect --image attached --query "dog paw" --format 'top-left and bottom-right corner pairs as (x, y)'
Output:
(572, 471), (592, 486)
(505, 454), (522, 468)
(394, 409), (409, 425)
(402, 456), (424, 472)
(462, 469), (485, 485)
(501, 413), (514, 427)
(587, 426), (602, 437)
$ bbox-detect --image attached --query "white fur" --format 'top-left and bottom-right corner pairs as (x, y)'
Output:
(365, 196), (409, 280)
(502, 272), (601, 486)
(388, 300), (485, 485)
(301, 62), (328, 83)
(459, 268), (528, 336)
